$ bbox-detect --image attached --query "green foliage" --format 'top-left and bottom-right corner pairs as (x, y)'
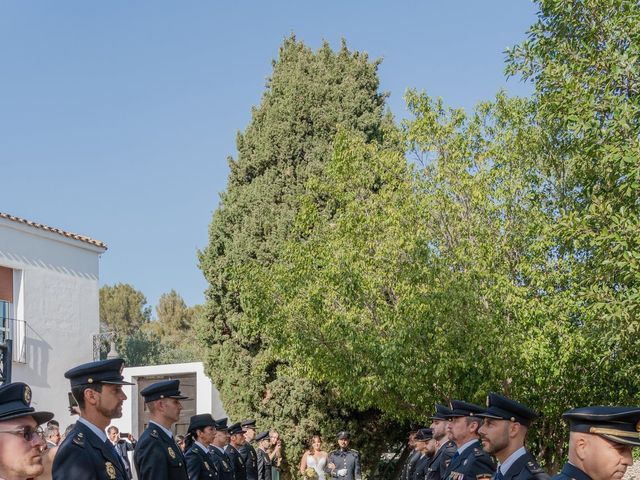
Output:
(99, 283), (151, 337)
(198, 36), (398, 478)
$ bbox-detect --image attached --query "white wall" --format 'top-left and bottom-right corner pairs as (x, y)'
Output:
(113, 362), (227, 437)
(0, 218), (105, 427)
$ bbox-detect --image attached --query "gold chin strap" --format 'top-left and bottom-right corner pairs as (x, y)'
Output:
(589, 427), (640, 438)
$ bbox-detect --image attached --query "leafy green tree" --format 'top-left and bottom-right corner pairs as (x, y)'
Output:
(198, 36), (397, 477)
(99, 283), (151, 337)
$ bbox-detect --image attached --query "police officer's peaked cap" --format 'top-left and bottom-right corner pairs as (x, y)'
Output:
(337, 431), (351, 440)
(241, 418), (257, 429)
(215, 417), (229, 431)
(64, 359), (134, 387)
(430, 404), (453, 420)
(446, 400), (486, 418)
(414, 428), (433, 441)
(477, 392), (538, 427)
(255, 430), (269, 442)
(188, 413), (216, 432)
(140, 379), (188, 402)
(563, 406), (640, 446)
(0, 382), (53, 425)
(229, 422), (247, 435)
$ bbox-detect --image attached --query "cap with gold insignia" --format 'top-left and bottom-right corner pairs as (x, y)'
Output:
(64, 359), (134, 387)
(430, 403), (453, 420)
(563, 406), (640, 446)
(140, 379), (188, 403)
(241, 418), (256, 429)
(215, 417), (229, 431)
(255, 430), (269, 442)
(337, 431), (351, 440)
(445, 400), (486, 418)
(0, 382), (54, 425)
(477, 392), (538, 427)
(229, 422), (247, 435)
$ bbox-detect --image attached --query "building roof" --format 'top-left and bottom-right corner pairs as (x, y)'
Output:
(0, 212), (108, 250)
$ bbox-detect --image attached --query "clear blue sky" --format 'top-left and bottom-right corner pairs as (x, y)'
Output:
(0, 1), (537, 311)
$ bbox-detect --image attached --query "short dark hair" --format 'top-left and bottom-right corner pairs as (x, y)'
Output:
(465, 416), (483, 432)
(47, 419), (60, 428)
(71, 384), (103, 409)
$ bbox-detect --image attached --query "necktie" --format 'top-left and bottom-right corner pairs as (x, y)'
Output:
(494, 468), (504, 480)
(451, 451), (460, 463)
(106, 440), (126, 471)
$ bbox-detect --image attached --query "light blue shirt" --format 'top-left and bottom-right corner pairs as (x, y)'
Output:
(149, 420), (174, 439)
(212, 445), (226, 454)
(498, 447), (527, 475)
(77, 417), (107, 443)
(457, 439), (478, 455)
(195, 441), (210, 454)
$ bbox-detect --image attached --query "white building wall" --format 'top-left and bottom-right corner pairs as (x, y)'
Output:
(113, 362), (227, 438)
(0, 217), (104, 426)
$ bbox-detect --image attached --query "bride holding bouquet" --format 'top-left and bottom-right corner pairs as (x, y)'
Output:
(299, 435), (328, 479)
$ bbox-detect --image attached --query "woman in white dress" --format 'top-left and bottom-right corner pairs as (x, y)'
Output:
(299, 435), (327, 479)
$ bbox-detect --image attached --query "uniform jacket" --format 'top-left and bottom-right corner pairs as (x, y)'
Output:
(227, 444), (247, 480)
(497, 450), (550, 480)
(239, 442), (258, 480)
(210, 446), (235, 480)
(413, 453), (432, 480)
(402, 450), (421, 480)
(426, 441), (457, 480)
(256, 447), (272, 480)
(443, 440), (495, 480)
(551, 463), (591, 480)
(326, 448), (362, 480)
(52, 420), (129, 480)
(185, 443), (219, 480)
(133, 423), (189, 480)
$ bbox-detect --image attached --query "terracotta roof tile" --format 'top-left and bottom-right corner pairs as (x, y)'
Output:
(0, 212), (107, 250)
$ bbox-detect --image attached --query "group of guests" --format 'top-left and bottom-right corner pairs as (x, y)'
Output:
(400, 393), (640, 480)
(0, 358), (362, 480)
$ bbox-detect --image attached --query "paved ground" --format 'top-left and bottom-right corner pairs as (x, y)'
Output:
(625, 461), (640, 479)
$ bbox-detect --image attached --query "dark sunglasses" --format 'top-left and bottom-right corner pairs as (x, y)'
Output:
(0, 425), (45, 442)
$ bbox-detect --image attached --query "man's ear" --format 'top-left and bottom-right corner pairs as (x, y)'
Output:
(573, 433), (588, 461)
(84, 388), (99, 407)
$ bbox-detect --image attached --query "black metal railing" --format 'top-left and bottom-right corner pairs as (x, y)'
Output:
(0, 317), (27, 364)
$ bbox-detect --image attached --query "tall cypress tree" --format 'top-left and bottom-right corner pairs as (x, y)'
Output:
(198, 36), (397, 476)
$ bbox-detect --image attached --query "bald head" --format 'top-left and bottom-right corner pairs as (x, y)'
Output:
(568, 432), (632, 480)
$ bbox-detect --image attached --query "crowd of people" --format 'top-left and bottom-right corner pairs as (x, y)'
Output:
(0, 357), (638, 480)
(0, 358), (362, 480)
(399, 394), (640, 480)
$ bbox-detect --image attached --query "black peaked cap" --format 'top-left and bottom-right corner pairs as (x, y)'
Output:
(477, 392), (538, 427)
(563, 406), (640, 446)
(446, 400), (486, 418)
(0, 382), (53, 425)
(140, 379), (188, 402)
(65, 359), (133, 387)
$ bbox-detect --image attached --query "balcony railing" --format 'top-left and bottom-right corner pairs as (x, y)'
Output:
(0, 317), (27, 363)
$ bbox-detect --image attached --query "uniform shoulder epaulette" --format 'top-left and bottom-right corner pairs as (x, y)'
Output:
(473, 447), (485, 457)
(72, 431), (85, 447)
(150, 428), (159, 439)
(329, 449), (338, 455)
(526, 460), (550, 479)
(350, 449), (360, 455)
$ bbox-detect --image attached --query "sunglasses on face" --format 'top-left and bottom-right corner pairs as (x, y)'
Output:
(0, 425), (45, 442)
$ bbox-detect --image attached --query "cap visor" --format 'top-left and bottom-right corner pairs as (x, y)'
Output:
(170, 394), (189, 400)
(2, 411), (55, 425)
(602, 434), (640, 447)
(102, 380), (135, 386)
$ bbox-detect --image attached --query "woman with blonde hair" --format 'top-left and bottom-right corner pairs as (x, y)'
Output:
(299, 435), (327, 479)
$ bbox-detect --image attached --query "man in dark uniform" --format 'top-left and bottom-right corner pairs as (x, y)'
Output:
(228, 422), (248, 480)
(0, 382), (53, 480)
(53, 358), (133, 480)
(326, 431), (361, 480)
(552, 406), (640, 480)
(184, 413), (219, 480)
(426, 404), (457, 480)
(239, 419), (259, 480)
(255, 431), (272, 480)
(412, 428), (434, 480)
(133, 379), (190, 480)
(400, 429), (420, 480)
(210, 417), (235, 480)
(477, 393), (550, 480)
(442, 400), (495, 480)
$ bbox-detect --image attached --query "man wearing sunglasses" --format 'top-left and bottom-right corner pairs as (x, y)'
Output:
(0, 381), (53, 480)
(52, 358), (134, 480)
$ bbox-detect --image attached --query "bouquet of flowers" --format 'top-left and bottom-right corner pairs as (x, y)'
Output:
(304, 467), (319, 479)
